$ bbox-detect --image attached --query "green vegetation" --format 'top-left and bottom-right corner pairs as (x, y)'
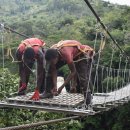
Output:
(0, 0), (130, 129)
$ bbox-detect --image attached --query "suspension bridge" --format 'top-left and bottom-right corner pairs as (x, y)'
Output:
(0, 0), (130, 129)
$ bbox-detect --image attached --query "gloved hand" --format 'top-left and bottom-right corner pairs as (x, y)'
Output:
(18, 83), (27, 95)
(30, 89), (40, 100)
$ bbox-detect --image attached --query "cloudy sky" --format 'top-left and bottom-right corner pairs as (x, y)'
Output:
(103, 0), (130, 6)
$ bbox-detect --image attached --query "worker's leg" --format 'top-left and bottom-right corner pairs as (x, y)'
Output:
(39, 68), (45, 93)
(75, 59), (92, 106)
(70, 73), (77, 93)
(18, 62), (34, 95)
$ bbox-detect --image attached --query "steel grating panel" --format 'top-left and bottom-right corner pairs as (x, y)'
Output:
(6, 92), (84, 108)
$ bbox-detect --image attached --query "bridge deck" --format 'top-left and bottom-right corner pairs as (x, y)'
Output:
(0, 84), (130, 115)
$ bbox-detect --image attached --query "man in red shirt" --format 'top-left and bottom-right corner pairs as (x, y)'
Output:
(41, 40), (94, 106)
(16, 38), (46, 100)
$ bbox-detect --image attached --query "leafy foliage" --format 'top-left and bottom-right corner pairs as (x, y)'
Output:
(0, 0), (130, 129)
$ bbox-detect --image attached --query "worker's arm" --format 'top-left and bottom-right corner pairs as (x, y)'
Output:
(37, 51), (45, 90)
(49, 64), (57, 94)
(58, 62), (76, 94)
(16, 49), (27, 90)
(30, 50), (45, 100)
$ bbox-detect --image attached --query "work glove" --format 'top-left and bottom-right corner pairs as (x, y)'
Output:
(30, 89), (40, 101)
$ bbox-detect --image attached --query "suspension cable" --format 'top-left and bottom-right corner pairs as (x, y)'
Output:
(0, 24), (50, 48)
(2, 24), (29, 39)
(84, 29), (98, 108)
(0, 116), (79, 130)
(83, 0), (128, 59)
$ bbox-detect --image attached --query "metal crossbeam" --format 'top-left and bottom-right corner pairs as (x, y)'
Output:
(0, 102), (95, 116)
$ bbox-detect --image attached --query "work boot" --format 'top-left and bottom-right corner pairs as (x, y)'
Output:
(40, 92), (53, 99)
(83, 91), (93, 110)
(18, 83), (27, 95)
(86, 92), (92, 105)
(18, 90), (26, 95)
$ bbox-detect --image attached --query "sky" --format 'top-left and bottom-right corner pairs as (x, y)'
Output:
(103, 0), (130, 6)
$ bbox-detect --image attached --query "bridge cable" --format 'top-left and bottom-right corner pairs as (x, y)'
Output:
(120, 58), (128, 99)
(83, 0), (128, 59)
(0, 116), (79, 130)
(85, 26), (99, 109)
(106, 44), (115, 94)
(114, 54), (122, 103)
(0, 24), (51, 48)
(0, 24), (6, 99)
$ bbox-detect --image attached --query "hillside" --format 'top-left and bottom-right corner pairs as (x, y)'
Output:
(0, 0), (130, 70)
(0, 0), (129, 46)
(0, 0), (130, 129)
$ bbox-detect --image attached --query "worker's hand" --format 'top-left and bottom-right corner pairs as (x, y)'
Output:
(58, 86), (64, 94)
(70, 87), (77, 93)
(30, 89), (40, 101)
(51, 87), (58, 96)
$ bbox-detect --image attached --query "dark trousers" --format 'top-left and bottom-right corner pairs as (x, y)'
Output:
(75, 59), (92, 94)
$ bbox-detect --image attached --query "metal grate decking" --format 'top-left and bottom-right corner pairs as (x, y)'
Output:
(6, 93), (84, 108)
(0, 93), (95, 116)
(0, 84), (130, 116)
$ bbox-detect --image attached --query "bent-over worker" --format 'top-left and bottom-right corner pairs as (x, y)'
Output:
(16, 38), (46, 100)
(41, 40), (94, 106)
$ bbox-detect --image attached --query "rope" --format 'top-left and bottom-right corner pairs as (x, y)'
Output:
(101, 66), (104, 93)
(106, 46), (115, 93)
(0, 116), (79, 130)
(104, 67), (109, 105)
(83, 29), (99, 108)
(120, 58), (128, 98)
(2, 24), (29, 39)
(9, 48), (22, 63)
(0, 24), (6, 99)
(127, 70), (130, 98)
(93, 44), (101, 93)
(114, 54), (122, 103)
(0, 24), (51, 48)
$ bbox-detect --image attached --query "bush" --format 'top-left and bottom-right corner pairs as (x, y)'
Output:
(102, 76), (124, 92)
(0, 68), (19, 99)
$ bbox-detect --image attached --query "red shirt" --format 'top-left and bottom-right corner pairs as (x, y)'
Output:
(18, 38), (45, 56)
(58, 40), (93, 64)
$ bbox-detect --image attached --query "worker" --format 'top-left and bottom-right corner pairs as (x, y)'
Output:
(16, 38), (46, 100)
(41, 40), (94, 106)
